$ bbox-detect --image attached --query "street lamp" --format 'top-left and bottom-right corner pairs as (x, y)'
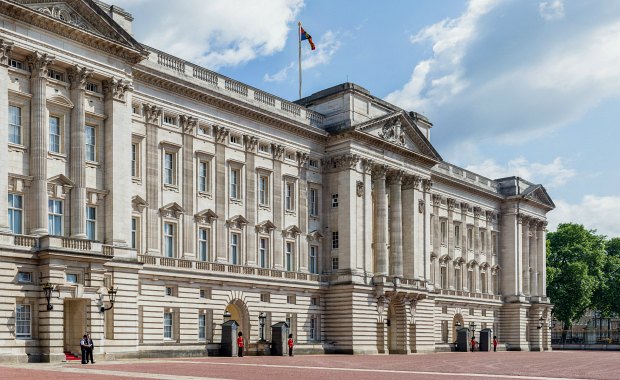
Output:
(469, 322), (476, 334)
(537, 315), (545, 329)
(455, 320), (461, 328)
(100, 286), (118, 312)
(550, 317), (557, 330)
(223, 310), (232, 322)
(258, 312), (266, 341)
(42, 282), (56, 311)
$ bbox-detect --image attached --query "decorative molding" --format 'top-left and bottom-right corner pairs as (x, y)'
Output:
(387, 169), (404, 185)
(460, 202), (469, 213)
(47, 174), (74, 198)
(227, 215), (248, 229)
(418, 199), (425, 213)
(474, 207), (482, 218)
(243, 134), (259, 153)
(142, 104), (162, 125)
(296, 152), (309, 168)
(371, 163), (388, 179)
(195, 209), (218, 224)
(0, 38), (14, 66)
(213, 125), (230, 143)
(159, 202), (185, 219)
(179, 115), (198, 134)
(307, 230), (324, 242)
(447, 198), (457, 210)
(322, 154), (360, 171)
(423, 178), (433, 192)
(486, 210), (494, 222)
(378, 117), (406, 146)
(255, 220), (276, 234)
(103, 77), (133, 102)
(131, 195), (148, 213)
(271, 144), (285, 160)
(26, 51), (55, 78)
(402, 175), (421, 190)
(282, 225), (302, 238)
(67, 64), (92, 91)
(356, 181), (364, 197)
(432, 193), (442, 206)
(361, 158), (375, 174)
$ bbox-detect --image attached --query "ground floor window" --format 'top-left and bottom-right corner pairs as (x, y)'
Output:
(16, 304), (31, 339)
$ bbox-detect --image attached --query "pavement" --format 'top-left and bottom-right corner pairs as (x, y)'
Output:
(0, 351), (618, 380)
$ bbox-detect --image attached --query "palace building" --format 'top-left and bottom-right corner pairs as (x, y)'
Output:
(0, 0), (554, 362)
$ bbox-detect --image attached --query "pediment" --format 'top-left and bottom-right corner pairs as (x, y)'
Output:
(255, 220), (276, 233)
(522, 185), (555, 209)
(47, 94), (74, 109)
(307, 230), (323, 242)
(48, 173), (74, 187)
(356, 111), (441, 161)
(227, 215), (248, 229)
(282, 225), (301, 238)
(195, 209), (218, 224)
(131, 195), (148, 212)
(159, 202), (184, 219)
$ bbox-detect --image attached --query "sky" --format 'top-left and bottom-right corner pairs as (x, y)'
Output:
(110, 0), (620, 237)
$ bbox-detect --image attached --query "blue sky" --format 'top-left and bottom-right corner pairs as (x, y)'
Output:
(112, 0), (620, 237)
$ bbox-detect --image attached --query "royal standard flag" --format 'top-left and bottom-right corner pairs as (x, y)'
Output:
(300, 27), (316, 50)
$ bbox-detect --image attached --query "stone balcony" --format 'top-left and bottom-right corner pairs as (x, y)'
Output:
(0, 233), (133, 258)
(438, 288), (502, 301)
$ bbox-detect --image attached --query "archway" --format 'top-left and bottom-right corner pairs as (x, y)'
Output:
(225, 299), (250, 343)
(387, 298), (407, 354)
(452, 313), (464, 343)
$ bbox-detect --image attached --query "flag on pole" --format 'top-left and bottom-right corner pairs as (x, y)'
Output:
(300, 27), (316, 50)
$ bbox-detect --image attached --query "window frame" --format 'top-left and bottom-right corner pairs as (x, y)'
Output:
(15, 303), (32, 339)
(332, 193), (339, 208)
(163, 312), (173, 340)
(8, 193), (23, 235)
(259, 237), (269, 269)
(85, 125), (96, 162)
(48, 199), (63, 236)
(131, 216), (140, 252)
(285, 241), (294, 271)
(229, 167), (241, 200)
(332, 231), (339, 249)
(9, 105), (22, 145)
(309, 245), (318, 274)
(284, 179), (296, 212)
(197, 159), (211, 193)
(230, 232), (240, 265)
(258, 173), (270, 206)
(86, 206), (96, 241)
(49, 115), (62, 154)
(309, 188), (319, 216)
(163, 222), (176, 258)
(198, 227), (210, 261)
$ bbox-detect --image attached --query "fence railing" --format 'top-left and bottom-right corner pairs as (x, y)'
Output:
(552, 330), (620, 345)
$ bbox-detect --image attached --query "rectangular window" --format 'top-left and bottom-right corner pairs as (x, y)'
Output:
(287, 294), (296, 304)
(47, 69), (64, 81)
(8, 193), (23, 234)
(259, 144), (269, 153)
(198, 161), (209, 192)
(454, 225), (461, 247)
(163, 115), (176, 126)
(9, 105), (21, 144)
(86, 206), (96, 240)
(131, 217), (139, 251)
(49, 116), (61, 153)
(198, 314), (206, 340)
(15, 304), (31, 339)
(85, 82), (98, 93)
(332, 231), (339, 249)
(331, 257), (339, 270)
(229, 135), (240, 145)
(164, 152), (175, 185)
(8, 59), (24, 70)
(285, 242), (294, 271)
(85, 126), (96, 161)
(310, 315), (318, 341)
(480, 230), (486, 251)
(198, 126), (209, 136)
(230, 233), (239, 264)
(440, 221), (447, 245)
(164, 312), (173, 339)
(131, 143), (138, 177)
(66, 273), (78, 283)
(285, 181), (295, 211)
(332, 194), (339, 208)
(309, 159), (319, 168)
(309, 246), (318, 274)
(493, 233), (499, 255)
(164, 223), (175, 257)
(18, 271), (32, 283)
(229, 168), (240, 199)
(258, 175), (269, 205)
(259, 238), (268, 268)
(309, 189), (318, 216)
(198, 228), (209, 261)
(467, 227), (473, 250)
(48, 199), (63, 236)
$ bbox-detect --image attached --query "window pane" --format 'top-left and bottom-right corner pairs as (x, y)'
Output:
(49, 117), (60, 153)
(85, 126), (96, 161)
(16, 304), (31, 338)
(9, 106), (21, 144)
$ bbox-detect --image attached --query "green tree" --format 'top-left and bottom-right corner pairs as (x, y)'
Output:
(547, 223), (606, 332)
(593, 238), (620, 316)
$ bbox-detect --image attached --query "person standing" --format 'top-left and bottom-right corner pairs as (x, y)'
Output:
(237, 332), (244, 357)
(80, 334), (89, 364)
(470, 336), (476, 352)
(86, 332), (95, 364)
(288, 334), (294, 356)
(493, 336), (498, 352)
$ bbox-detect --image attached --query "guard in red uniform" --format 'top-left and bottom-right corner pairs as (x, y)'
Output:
(470, 336), (476, 352)
(237, 332), (244, 357)
(288, 334), (294, 356)
(493, 336), (498, 352)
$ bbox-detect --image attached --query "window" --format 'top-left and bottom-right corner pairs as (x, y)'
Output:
(287, 294), (296, 304)
(198, 126), (209, 136)
(131, 143), (139, 177)
(467, 271), (473, 291)
(332, 194), (339, 208)
(198, 314), (206, 340)
(198, 161), (210, 192)
(48, 199), (63, 235)
(85, 126), (96, 161)
(229, 168), (240, 199)
(332, 231), (339, 249)
(8, 193), (23, 234)
(440, 266), (447, 289)
(309, 246), (318, 274)
(85, 82), (98, 92)
(165, 287), (173, 296)
(285, 181), (295, 211)
(258, 175), (269, 205)
(311, 296), (319, 306)
(164, 312), (173, 339)
(8, 58), (24, 69)
(309, 189), (318, 216)
(164, 223), (175, 257)
(455, 267), (462, 290)
(285, 151), (295, 160)
(132, 104), (141, 115)
(15, 304), (31, 339)
(310, 316), (319, 341)
(9, 105), (21, 144)
(259, 144), (269, 153)
(492, 233), (498, 255)
(49, 116), (61, 153)
(285, 242), (294, 271)
(230, 233), (239, 264)
(229, 135), (240, 145)
(18, 271), (32, 283)
(47, 68), (64, 81)
(309, 159), (319, 168)
(480, 230), (486, 251)
(198, 228), (209, 261)
(454, 224), (461, 247)
(163, 152), (176, 185)
(331, 257), (339, 270)
(66, 273), (78, 283)
(200, 288), (212, 299)
(131, 217), (140, 251)
(467, 227), (473, 250)
(260, 292), (270, 303)
(481, 272), (487, 293)
(440, 221), (447, 245)
(163, 114), (176, 126)
(259, 238), (268, 268)
(86, 206), (96, 240)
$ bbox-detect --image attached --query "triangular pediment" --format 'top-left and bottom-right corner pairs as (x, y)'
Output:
(227, 215), (248, 229)
(131, 195), (148, 212)
(159, 202), (184, 219)
(522, 185), (555, 209)
(356, 111), (441, 161)
(307, 230), (323, 242)
(48, 173), (74, 186)
(195, 209), (218, 224)
(282, 225), (302, 238)
(255, 220), (276, 233)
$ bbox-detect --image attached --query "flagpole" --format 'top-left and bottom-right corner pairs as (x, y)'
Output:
(298, 21), (302, 99)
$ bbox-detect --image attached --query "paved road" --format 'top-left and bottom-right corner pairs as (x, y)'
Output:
(1, 351), (618, 380)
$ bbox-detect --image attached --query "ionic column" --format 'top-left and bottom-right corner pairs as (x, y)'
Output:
(538, 222), (547, 296)
(388, 170), (404, 279)
(68, 65), (92, 239)
(521, 216), (530, 295)
(0, 39), (14, 232)
(530, 219), (539, 297)
(143, 104), (162, 254)
(27, 52), (55, 235)
(372, 165), (388, 277)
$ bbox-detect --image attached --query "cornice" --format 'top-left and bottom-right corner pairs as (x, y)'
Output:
(431, 170), (505, 202)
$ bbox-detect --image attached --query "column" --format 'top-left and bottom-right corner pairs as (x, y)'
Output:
(447, 199), (456, 289)
(388, 170), (403, 280)
(27, 52), (55, 235)
(422, 179), (433, 284)
(372, 165), (388, 277)
(68, 65), (92, 239)
(530, 219), (539, 297)
(244, 135), (258, 266)
(412, 176), (423, 280)
(297, 152), (309, 271)
(272, 144), (284, 269)
(181, 116), (197, 258)
(103, 78), (133, 245)
(143, 104), (162, 253)
(362, 160), (374, 275)
(0, 39), (14, 232)
(521, 216), (530, 295)
(402, 175), (417, 279)
(214, 126), (229, 262)
(538, 222), (547, 297)
(431, 194), (441, 287)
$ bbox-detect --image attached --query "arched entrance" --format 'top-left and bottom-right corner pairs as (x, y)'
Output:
(225, 299), (250, 342)
(452, 313), (464, 343)
(387, 298), (407, 354)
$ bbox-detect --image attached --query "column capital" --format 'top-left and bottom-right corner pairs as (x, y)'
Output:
(103, 77), (133, 102)
(67, 64), (93, 91)
(432, 193), (442, 206)
(473, 206), (483, 218)
(362, 158), (374, 174)
(26, 51), (55, 78)
(0, 38), (14, 66)
(423, 178), (433, 192)
(387, 169), (404, 185)
(271, 143), (285, 161)
(180, 115), (198, 134)
(402, 174), (421, 190)
(447, 197), (457, 210)
(371, 164), (389, 179)
(296, 151), (309, 168)
(142, 103), (162, 125)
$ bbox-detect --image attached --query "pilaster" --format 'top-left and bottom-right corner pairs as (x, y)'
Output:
(244, 135), (258, 266)
(181, 115), (198, 258)
(529, 219), (539, 297)
(214, 126), (229, 262)
(521, 216), (530, 295)
(371, 164), (388, 278)
(538, 222), (547, 296)
(401, 175), (418, 279)
(422, 179), (432, 285)
(388, 170), (404, 280)
(297, 151), (309, 272)
(143, 104), (162, 253)
(272, 144), (284, 269)
(0, 39), (14, 232)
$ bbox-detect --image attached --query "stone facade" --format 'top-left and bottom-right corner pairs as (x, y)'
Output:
(0, 0), (554, 362)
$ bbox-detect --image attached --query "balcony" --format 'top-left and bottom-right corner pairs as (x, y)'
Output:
(438, 288), (502, 301)
(0, 233), (129, 258)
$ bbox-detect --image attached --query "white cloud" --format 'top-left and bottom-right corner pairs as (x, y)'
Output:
(264, 30), (342, 83)
(548, 195), (620, 237)
(465, 157), (575, 188)
(539, 0), (565, 21)
(111, 0), (304, 69)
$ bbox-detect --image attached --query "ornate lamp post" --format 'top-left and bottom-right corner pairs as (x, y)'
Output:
(223, 310), (232, 323)
(537, 315), (545, 329)
(100, 286), (118, 312)
(42, 282), (56, 311)
(455, 320), (461, 328)
(469, 322), (476, 334)
(258, 312), (266, 341)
